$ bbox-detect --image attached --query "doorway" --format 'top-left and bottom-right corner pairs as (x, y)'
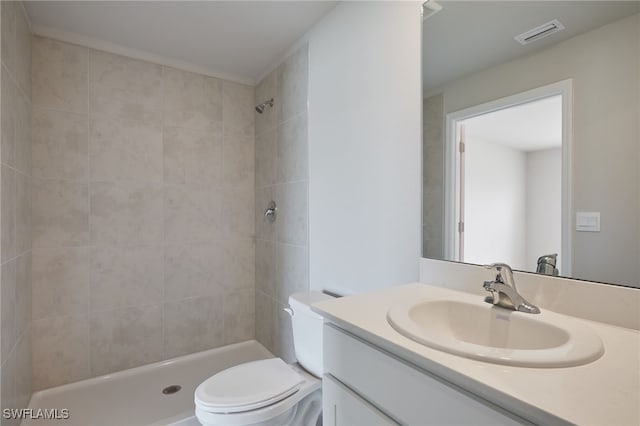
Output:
(444, 80), (573, 275)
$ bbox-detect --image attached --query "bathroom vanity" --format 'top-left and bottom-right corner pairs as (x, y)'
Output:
(312, 283), (640, 426)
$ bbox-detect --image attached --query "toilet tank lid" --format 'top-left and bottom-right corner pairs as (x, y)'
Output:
(289, 292), (334, 318)
(289, 291), (333, 307)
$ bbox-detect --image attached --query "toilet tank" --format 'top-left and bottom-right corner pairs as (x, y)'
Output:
(288, 291), (334, 377)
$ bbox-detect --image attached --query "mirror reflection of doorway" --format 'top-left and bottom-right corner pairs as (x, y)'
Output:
(446, 81), (572, 275)
(459, 95), (561, 271)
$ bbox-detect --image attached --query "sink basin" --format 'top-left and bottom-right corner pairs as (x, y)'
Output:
(387, 299), (604, 367)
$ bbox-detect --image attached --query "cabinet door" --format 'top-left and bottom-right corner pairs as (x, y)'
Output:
(324, 324), (531, 425)
(323, 374), (398, 426)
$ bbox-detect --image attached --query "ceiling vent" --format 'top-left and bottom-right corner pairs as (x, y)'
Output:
(515, 19), (565, 45)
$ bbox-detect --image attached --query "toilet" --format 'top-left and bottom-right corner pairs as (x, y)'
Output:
(194, 291), (333, 426)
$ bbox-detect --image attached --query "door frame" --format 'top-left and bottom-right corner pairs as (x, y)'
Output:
(443, 79), (573, 275)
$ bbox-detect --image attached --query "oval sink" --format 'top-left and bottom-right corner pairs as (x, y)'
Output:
(387, 299), (604, 367)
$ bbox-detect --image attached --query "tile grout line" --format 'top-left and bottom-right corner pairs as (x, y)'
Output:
(9, 9), (20, 373)
(221, 79), (227, 343)
(1, 57), (30, 113)
(0, 49), (3, 375)
(160, 64), (166, 361)
(86, 44), (92, 378)
(33, 102), (228, 136)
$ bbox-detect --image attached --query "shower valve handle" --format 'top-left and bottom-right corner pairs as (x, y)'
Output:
(264, 201), (277, 222)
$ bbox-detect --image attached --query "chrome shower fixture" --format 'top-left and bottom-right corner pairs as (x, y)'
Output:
(255, 98), (274, 114)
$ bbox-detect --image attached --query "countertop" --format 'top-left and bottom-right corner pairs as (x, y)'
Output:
(312, 283), (640, 426)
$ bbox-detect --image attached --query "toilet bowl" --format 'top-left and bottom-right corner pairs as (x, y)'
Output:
(194, 292), (333, 426)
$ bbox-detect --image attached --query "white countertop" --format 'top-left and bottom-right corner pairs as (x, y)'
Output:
(312, 283), (640, 426)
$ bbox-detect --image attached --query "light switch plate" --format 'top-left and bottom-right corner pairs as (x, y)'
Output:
(576, 212), (600, 232)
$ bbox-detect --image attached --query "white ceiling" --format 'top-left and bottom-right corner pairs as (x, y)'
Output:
(423, 1), (640, 93)
(24, 1), (338, 85)
(24, 1), (640, 88)
(464, 95), (562, 152)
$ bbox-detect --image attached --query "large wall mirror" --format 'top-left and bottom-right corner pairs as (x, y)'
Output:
(422, 1), (639, 288)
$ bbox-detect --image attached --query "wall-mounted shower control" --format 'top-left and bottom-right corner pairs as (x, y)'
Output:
(264, 201), (277, 222)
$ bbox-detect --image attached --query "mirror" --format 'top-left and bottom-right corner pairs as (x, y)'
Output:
(421, 1), (640, 288)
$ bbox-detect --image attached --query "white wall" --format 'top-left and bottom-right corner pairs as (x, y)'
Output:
(307, 2), (422, 295)
(464, 138), (527, 269)
(526, 148), (562, 272)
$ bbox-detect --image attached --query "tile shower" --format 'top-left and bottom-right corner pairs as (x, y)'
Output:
(0, 0), (310, 417)
(29, 35), (256, 389)
(1, 1), (34, 423)
(254, 45), (310, 363)
(422, 94), (444, 259)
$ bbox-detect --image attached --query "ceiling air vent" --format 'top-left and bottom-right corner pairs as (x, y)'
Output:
(515, 19), (565, 45)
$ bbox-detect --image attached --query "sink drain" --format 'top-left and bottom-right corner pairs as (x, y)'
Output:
(162, 385), (182, 395)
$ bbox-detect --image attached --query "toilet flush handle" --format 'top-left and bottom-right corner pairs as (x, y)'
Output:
(283, 307), (293, 317)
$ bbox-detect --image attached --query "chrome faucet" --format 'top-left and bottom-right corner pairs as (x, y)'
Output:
(483, 263), (540, 314)
(536, 253), (559, 276)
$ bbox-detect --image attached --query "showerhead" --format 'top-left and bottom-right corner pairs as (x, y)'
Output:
(255, 98), (274, 114)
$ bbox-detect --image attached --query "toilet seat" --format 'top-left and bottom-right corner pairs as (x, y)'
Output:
(194, 359), (321, 426)
(195, 358), (303, 413)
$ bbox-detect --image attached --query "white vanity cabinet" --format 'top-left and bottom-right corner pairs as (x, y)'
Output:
(323, 375), (398, 425)
(322, 324), (531, 426)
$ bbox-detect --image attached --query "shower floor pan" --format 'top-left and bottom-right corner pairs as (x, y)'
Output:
(23, 341), (273, 426)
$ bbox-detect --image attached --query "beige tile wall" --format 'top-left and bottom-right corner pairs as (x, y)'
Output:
(423, 94), (444, 259)
(254, 45), (309, 362)
(0, 2), (33, 424)
(30, 36), (255, 390)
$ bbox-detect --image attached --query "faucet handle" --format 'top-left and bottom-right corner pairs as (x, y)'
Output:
(536, 254), (557, 266)
(482, 263), (540, 314)
(536, 254), (559, 276)
(484, 263), (516, 287)
(485, 263), (513, 273)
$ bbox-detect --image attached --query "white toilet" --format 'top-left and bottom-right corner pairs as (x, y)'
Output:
(194, 291), (333, 426)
